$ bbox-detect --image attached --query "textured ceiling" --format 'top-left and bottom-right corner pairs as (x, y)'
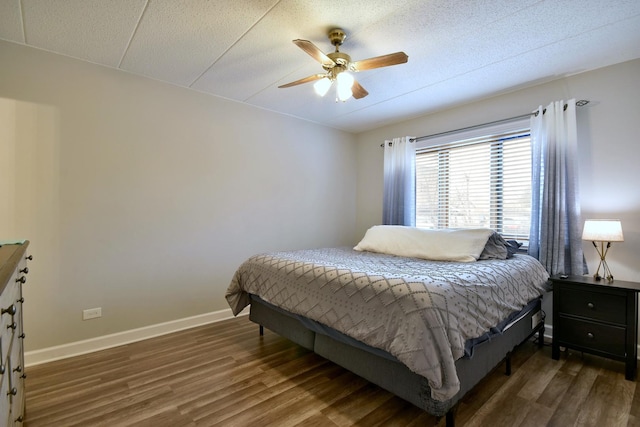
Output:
(1, 0), (639, 133)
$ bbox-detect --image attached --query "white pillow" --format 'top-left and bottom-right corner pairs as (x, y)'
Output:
(353, 225), (495, 262)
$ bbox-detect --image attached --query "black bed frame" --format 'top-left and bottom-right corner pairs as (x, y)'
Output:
(248, 294), (545, 427)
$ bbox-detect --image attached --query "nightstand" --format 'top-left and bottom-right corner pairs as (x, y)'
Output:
(551, 275), (640, 380)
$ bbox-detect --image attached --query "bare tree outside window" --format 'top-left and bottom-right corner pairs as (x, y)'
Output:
(416, 132), (531, 245)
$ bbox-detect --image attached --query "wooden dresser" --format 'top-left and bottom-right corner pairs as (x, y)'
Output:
(0, 242), (30, 425)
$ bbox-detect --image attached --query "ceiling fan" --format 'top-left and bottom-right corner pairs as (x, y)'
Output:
(278, 28), (408, 102)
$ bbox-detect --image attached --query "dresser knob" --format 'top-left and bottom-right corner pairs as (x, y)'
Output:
(15, 415), (24, 423)
(587, 332), (594, 339)
(17, 297), (24, 304)
(1, 304), (16, 316)
(13, 365), (22, 373)
(19, 267), (29, 274)
(16, 276), (26, 284)
(19, 333), (25, 339)
(21, 373), (27, 379)
(25, 255), (33, 260)
(7, 387), (17, 396)
(0, 364), (4, 374)
(7, 322), (17, 330)
(587, 302), (594, 309)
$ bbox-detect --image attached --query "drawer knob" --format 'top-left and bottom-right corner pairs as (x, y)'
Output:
(587, 332), (594, 339)
(7, 387), (17, 396)
(19, 267), (29, 274)
(16, 276), (26, 284)
(7, 322), (17, 330)
(587, 302), (594, 309)
(17, 297), (24, 304)
(19, 333), (25, 339)
(13, 365), (22, 373)
(1, 304), (16, 316)
(15, 415), (24, 423)
(25, 255), (33, 260)
(21, 373), (27, 379)
(0, 364), (4, 374)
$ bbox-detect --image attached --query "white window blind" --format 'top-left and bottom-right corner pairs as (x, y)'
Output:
(415, 130), (532, 245)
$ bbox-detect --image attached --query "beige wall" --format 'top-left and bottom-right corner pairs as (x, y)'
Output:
(0, 41), (358, 351)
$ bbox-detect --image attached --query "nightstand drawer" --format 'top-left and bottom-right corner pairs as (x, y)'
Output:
(558, 287), (626, 324)
(558, 316), (626, 357)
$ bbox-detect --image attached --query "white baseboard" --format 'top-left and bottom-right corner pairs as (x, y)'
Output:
(24, 316), (639, 367)
(25, 307), (248, 367)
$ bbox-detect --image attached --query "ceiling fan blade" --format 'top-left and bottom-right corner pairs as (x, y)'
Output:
(352, 80), (369, 99)
(351, 52), (408, 72)
(278, 74), (326, 88)
(293, 39), (335, 67)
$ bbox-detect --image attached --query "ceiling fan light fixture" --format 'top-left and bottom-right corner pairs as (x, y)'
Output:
(280, 28), (408, 102)
(313, 77), (332, 96)
(336, 71), (354, 101)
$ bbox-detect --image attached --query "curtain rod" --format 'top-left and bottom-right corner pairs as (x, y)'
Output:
(381, 99), (589, 146)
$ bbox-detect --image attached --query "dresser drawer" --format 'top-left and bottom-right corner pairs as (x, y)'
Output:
(0, 365), (10, 427)
(558, 315), (626, 357)
(558, 287), (626, 324)
(9, 328), (24, 384)
(0, 270), (16, 308)
(0, 269), (19, 332)
(0, 315), (15, 363)
(8, 348), (25, 424)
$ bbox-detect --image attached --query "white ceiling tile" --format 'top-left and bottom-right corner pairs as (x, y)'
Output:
(21, 0), (147, 66)
(0, 0), (25, 43)
(120, 0), (279, 86)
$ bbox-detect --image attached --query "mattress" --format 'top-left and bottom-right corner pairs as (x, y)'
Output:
(226, 247), (550, 401)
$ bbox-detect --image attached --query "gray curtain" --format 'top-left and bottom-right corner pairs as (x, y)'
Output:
(382, 136), (415, 226)
(528, 99), (585, 275)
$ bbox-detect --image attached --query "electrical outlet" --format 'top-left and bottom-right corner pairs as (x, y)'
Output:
(531, 310), (542, 328)
(82, 307), (102, 320)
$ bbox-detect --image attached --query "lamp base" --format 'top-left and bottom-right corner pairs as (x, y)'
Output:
(592, 272), (614, 282)
(592, 241), (614, 283)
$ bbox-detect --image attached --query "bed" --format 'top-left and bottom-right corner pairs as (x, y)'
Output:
(226, 227), (551, 426)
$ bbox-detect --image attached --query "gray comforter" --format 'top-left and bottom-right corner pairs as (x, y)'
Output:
(225, 247), (549, 401)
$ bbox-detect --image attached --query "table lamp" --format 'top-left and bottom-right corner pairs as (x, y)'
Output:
(582, 219), (624, 282)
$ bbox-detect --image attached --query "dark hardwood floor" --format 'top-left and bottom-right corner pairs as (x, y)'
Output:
(24, 316), (640, 426)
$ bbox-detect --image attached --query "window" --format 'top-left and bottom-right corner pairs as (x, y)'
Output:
(415, 127), (532, 245)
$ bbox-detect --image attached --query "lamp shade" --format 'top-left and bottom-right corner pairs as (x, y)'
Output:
(582, 219), (624, 242)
